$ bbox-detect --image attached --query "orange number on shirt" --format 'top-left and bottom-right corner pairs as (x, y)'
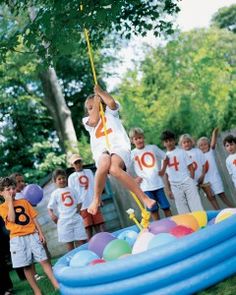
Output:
(95, 117), (112, 138)
(192, 161), (198, 171)
(61, 192), (74, 207)
(168, 156), (179, 171)
(205, 160), (209, 173)
(79, 175), (89, 189)
(135, 152), (155, 170)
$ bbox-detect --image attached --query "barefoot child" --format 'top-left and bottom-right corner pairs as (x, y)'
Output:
(82, 85), (155, 215)
(0, 177), (59, 295)
(197, 128), (234, 208)
(48, 168), (87, 251)
(223, 134), (236, 189)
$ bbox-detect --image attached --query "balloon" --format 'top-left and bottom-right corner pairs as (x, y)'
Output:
(148, 233), (177, 250)
(89, 259), (106, 266)
(215, 208), (236, 224)
(148, 219), (176, 235)
(169, 225), (194, 238)
(117, 230), (138, 247)
(189, 211), (207, 228)
(132, 231), (155, 254)
(88, 232), (116, 257)
(171, 214), (199, 231)
(70, 250), (99, 267)
(103, 239), (132, 261)
(22, 184), (43, 206)
(207, 218), (216, 226)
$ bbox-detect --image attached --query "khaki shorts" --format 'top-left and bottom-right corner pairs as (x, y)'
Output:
(10, 233), (48, 268)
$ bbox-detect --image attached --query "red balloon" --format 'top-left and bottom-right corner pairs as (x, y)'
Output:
(169, 225), (194, 238)
(89, 259), (106, 266)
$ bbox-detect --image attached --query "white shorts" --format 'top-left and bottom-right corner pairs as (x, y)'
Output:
(210, 180), (224, 195)
(57, 214), (87, 243)
(10, 233), (48, 268)
(96, 148), (131, 170)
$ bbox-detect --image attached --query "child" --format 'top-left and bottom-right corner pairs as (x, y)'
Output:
(197, 128), (234, 208)
(179, 134), (217, 209)
(0, 177), (59, 295)
(68, 154), (105, 239)
(82, 84), (155, 215)
(10, 172), (25, 200)
(129, 127), (172, 220)
(48, 168), (87, 251)
(223, 134), (236, 189)
(161, 130), (204, 214)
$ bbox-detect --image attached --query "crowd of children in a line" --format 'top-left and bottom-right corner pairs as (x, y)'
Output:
(0, 84), (236, 295)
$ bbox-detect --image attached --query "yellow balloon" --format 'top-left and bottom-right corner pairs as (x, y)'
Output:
(215, 212), (233, 224)
(189, 211), (207, 228)
(171, 214), (199, 231)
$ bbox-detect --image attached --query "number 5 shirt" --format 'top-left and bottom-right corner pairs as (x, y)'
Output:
(131, 145), (166, 191)
(47, 186), (81, 220)
(226, 153), (236, 188)
(82, 102), (131, 164)
(166, 147), (192, 184)
(68, 169), (94, 210)
(0, 199), (37, 239)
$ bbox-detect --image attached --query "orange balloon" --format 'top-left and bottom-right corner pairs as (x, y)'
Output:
(189, 211), (207, 228)
(171, 214), (199, 231)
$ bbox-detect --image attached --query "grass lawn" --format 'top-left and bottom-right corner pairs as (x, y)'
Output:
(10, 258), (236, 295)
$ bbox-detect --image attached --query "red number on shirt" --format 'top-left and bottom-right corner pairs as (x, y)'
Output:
(135, 152), (155, 170)
(205, 160), (209, 173)
(192, 161), (198, 171)
(168, 156), (179, 171)
(61, 192), (74, 207)
(79, 175), (89, 189)
(95, 117), (112, 138)
(233, 159), (236, 166)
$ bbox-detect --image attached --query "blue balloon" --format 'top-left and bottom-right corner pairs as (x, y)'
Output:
(70, 250), (99, 268)
(117, 230), (138, 247)
(148, 233), (177, 250)
(22, 184), (43, 206)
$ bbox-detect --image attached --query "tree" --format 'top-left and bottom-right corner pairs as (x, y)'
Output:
(211, 4), (236, 33)
(117, 28), (236, 144)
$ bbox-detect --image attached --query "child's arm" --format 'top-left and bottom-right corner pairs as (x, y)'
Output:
(188, 163), (195, 179)
(33, 217), (46, 244)
(87, 94), (101, 127)
(76, 203), (82, 213)
(210, 127), (219, 149)
(197, 165), (206, 185)
(163, 174), (174, 199)
(5, 193), (15, 223)
(48, 209), (58, 224)
(94, 84), (116, 110)
(159, 156), (169, 176)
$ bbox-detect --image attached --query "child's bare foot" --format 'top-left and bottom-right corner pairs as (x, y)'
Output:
(145, 198), (156, 210)
(88, 200), (100, 215)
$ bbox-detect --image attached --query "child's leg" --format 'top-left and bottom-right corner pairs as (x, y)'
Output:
(66, 241), (75, 252)
(218, 192), (234, 207)
(163, 209), (172, 217)
(85, 226), (93, 240)
(39, 259), (59, 289)
(75, 239), (87, 247)
(109, 154), (155, 209)
(23, 265), (42, 295)
(202, 186), (220, 210)
(171, 183), (190, 214)
(88, 153), (111, 215)
(184, 179), (204, 212)
(151, 210), (160, 221)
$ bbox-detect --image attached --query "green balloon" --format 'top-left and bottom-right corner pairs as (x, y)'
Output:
(103, 239), (132, 261)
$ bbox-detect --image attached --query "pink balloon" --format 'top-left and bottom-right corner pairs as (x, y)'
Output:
(89, 259), (106, 265)
(169, 225), (194, 238)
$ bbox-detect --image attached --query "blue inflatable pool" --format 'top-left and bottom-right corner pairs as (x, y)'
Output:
(54, 211), (236, 294)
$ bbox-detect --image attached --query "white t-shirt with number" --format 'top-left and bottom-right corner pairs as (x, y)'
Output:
(47, 186), (81, 219)
(131, 145), (166, 191)
(166, 147), (192, 184)
(82, 102), (131, 165)
(203, 149), (222, 184)
(226, 153), (236, 188)
(68, 169), (94, 210)
(185, 148), (205, 184)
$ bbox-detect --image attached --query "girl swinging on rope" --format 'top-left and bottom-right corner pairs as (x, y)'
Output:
(82, 85), (156, 215)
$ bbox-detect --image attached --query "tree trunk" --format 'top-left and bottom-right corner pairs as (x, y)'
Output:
(39, 67), (79, 156)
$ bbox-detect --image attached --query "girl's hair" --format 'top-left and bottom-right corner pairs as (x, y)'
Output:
(84, 94), (106, 116)
(223, 134), (236, 146)
(179, 133), (194, 146)
(0, 177), (16, 192)
(52, 168), (67, 182)
(197, 136), (209, 147)
(129, 127), (144, 139)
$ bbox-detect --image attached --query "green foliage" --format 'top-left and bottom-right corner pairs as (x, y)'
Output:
(211, 4), (236, 33)
(117, 28), (236, 146)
